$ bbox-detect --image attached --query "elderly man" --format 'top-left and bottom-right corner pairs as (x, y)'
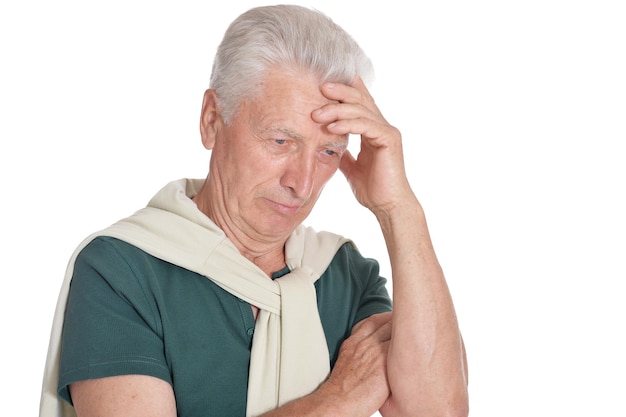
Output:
(40, 5), (468, 417)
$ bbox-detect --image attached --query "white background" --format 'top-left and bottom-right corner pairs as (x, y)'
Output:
(1, 1), (625, 416)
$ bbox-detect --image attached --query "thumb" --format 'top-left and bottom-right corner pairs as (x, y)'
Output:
(339, 149), (356, 180)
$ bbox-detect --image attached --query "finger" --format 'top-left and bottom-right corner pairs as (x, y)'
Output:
(312, 101), (384, 142)
(311, 101), (378, 125)
(349, 77), (375, 102)
(339, 149), (356, 179)
(327, 117), (397, 149)
(312, 95), (389, 138)
(351, 312), (393, 339)
(319, 81), (365, 104)
(320, 80), (377, 113)
(371, 319), (392, 343)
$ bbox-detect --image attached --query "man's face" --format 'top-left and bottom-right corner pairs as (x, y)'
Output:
(208, 68), (348, 243)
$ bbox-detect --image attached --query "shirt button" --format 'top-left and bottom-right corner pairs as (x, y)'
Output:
(246, 328), (254, 336)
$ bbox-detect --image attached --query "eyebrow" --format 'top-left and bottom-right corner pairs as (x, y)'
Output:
(264, 125), (304, 140)
(327, 140), (349, 149)
(264, 125), (348, 148)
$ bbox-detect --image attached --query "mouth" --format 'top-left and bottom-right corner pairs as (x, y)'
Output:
(265, 198), (304, 216)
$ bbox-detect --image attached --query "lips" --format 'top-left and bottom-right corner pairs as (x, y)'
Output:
(265, 198), (303, 215)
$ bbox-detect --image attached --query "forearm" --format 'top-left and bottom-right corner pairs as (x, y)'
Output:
(259, 315), (393, 417)
(258, 380), (371, 417)
(257, 388), (340, 417)
(375, 196), (469, 417)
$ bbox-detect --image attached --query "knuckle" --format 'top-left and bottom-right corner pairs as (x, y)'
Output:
(339, 336), (358, 354)
(351, 320), (374, 337)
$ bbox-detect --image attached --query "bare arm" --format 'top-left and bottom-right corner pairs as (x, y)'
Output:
(375, 198), (469, 417)
(70, 375), (177, 417)
(313, 79), (469, 417)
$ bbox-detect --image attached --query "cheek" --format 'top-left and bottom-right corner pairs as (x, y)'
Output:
(317, 162), (340, 186)
(217, 138), (264, 178)
(229, 151), (284, 194)
(307, 164), (340, 203)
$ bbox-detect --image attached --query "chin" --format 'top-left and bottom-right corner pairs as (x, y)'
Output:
(259, 215), (302, 238)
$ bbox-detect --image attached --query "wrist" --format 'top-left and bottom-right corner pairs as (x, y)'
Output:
(310, 381), (351, 417)
(373, 194), (423, 229)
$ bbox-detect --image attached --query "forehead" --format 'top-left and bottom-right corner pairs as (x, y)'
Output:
(254, 68), (330, 109)
(240, 68), (345, 141)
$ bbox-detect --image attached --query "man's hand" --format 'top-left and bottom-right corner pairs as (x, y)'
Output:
(321, 312), (393, 416)
(312, 78), (413, 215)
(257, 313), (393, 417)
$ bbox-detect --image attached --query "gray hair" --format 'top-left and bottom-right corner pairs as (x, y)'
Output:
(209, 5), (375, 124)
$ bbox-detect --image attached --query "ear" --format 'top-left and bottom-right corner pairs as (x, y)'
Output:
(199, 89), (221, 149)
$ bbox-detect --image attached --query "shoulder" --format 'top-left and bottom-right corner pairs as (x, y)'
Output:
(78, 235), (149, 258)
(327, 242), (381, 281)
(76, 236), (165, 271)
(317, 242), (388, 300)
(72, 236), (175, 294)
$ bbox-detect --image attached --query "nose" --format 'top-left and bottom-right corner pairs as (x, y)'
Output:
(281, 152), (316, 200)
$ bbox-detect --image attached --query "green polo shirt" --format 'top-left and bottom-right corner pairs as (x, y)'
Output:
(58, 236), (392, 416)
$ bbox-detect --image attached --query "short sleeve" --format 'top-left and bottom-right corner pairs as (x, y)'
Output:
(316, 242), (393, 365)
(58, 237), (172, 404)
(344, 243), (393, 323)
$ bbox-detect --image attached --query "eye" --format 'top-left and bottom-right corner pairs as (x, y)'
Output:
(325, 145), (347, 158)
(267, 138), (294, 155)
(318, 147), (344, 163)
